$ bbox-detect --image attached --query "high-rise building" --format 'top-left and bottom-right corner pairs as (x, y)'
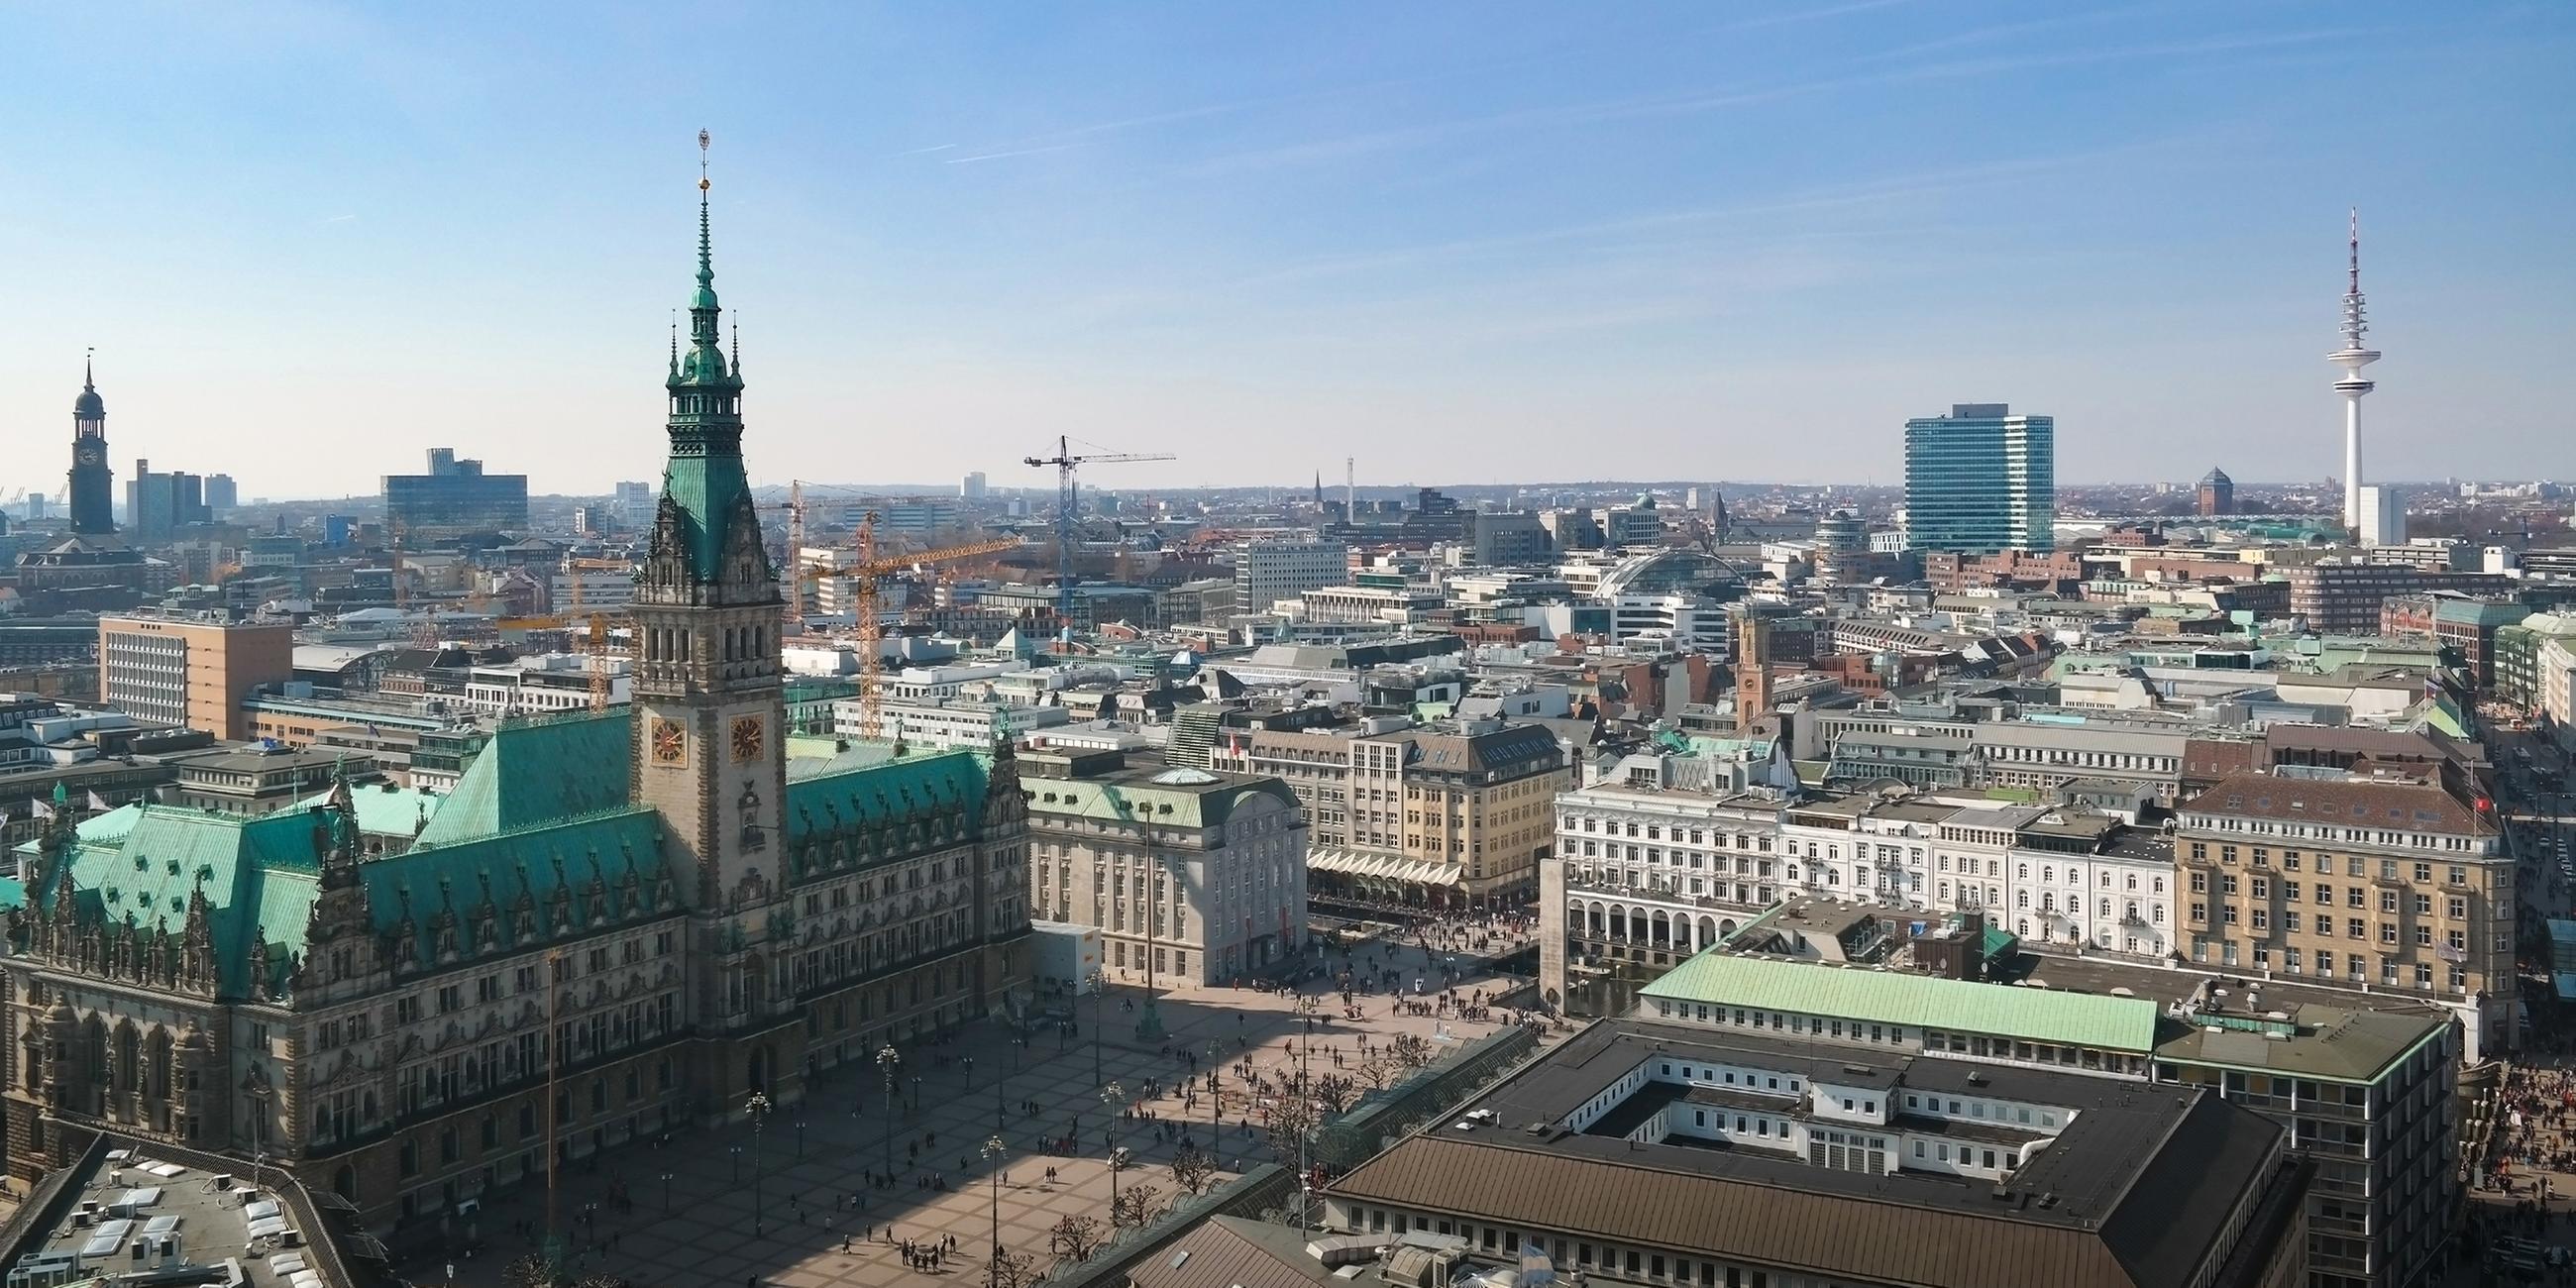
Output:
(202, 473), (239, 515)
(97, 615), (294, 740)
(1902, 403), (2054, 553)
(960, 471), (988, 499)
(382, 447), (529, 537)
(1233, 538), (1348, 614)
(125, 460), (210, 542)
(66, 357), (115, 535)
(2332, 209), (2382, 530)
(2196, 466), (2234, 516)
(2358, 483), (2407, 547)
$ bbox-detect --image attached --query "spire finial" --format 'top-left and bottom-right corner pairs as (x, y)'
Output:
(696, 129), (714, 293)
(670, 310), (680, 373)
(84, 347), (95, 390)
(731, 317), (740, 373)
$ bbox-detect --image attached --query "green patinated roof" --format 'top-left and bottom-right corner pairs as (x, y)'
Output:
(413, 711), (632, 848)
(292, 783), (446, 838)
(786, 746), (992, 846)
(360, 807), (673, 966)
(1022, 770), (1295, 831)
(0, 878), (23, 912)
(1641, 950), (2159, 1053)
(57, 805), (332, 998)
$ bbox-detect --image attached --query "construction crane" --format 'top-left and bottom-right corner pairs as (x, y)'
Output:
(847, 511), (1021, 739)
(1022, 435), (1173, 635)
(562, 556), (630, 712)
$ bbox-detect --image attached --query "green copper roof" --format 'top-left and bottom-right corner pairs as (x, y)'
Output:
(292, 782), (446, 839)
(361, 807), (674, 965)
(58, 805), (331, 998)
(1022, 772), (1295, 831)
(785, 746), (991, 845)
(413, 710), (632, 849)
(1641, 950), (2160, 1053)
(656, 186), (755, 583)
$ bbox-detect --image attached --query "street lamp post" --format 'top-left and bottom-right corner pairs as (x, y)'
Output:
(912, 1075), (922, 1114)
(1207, 1039), (1223, 1135)
(983, 1135), (1009, 1286)
(1089, 969), (1107, 1087)
(797, 1118), (807, 1159)
(877, 1043), (902, 1185)
(748, 1090), (772, 1237)
(1099, 1081), (1125, 1222)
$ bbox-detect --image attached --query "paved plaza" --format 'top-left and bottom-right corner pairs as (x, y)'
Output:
(420, 930), (1537, 1288)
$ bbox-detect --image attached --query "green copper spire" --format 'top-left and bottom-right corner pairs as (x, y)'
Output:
(647, 128), (758, 591)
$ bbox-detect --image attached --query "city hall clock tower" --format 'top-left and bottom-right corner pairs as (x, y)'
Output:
(629, 135), (797, 1110)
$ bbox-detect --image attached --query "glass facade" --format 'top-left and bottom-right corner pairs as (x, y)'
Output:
(1902, 403), (2054, 553)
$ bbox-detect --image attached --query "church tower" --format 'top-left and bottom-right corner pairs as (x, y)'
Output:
(628, 136), (796, 1092)
(67, 354), (115, 535)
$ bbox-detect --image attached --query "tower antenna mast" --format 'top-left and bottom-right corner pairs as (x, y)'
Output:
(2329, 207), (2381, 533)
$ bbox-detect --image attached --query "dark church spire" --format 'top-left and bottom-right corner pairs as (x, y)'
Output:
(67, 350), (115, 535)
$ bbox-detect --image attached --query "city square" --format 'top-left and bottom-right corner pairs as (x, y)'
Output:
(427, 933), (1539, 1288)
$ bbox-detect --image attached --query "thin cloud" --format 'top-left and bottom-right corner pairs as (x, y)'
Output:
(893, 143), (958, 158)
(1180, 24), (2375, 177)
(944, 143), (1091, 165)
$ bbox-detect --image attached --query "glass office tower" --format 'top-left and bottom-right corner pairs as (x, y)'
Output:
(1902, 403), (2054, 553)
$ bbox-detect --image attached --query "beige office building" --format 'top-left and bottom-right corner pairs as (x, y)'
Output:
(98, 615), (293, 741)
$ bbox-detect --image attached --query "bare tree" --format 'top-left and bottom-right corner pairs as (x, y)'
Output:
(992, 1248), (1041, 1288)
(1263, 1094), (1323, 1161)
(1314, 1075), (1358, 1114)
(501, 1254), (558, 1288)
(1355, 1052), (1399, 1091)
(1050, 1213), (1106, 1263)
(1389, 1033), (1435, 1070)
(1112, 1181), (1167, 1230)
(1168, 1146), (1221, 1197)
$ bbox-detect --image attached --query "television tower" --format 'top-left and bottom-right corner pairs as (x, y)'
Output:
(2329, 208), (2380, 530)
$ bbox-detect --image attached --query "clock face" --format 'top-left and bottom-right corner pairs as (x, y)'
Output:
(651, 717), (687, 765)
(730, 714), (766, 763)
(74, 443), (103, 466)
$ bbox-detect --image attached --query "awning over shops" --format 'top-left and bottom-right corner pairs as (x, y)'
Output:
(1306, 847), (1461, 888)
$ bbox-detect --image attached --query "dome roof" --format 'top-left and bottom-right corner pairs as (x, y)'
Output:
(73, 380), (103, 418)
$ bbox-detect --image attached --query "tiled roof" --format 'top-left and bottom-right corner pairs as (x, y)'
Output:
(2179, 771), (2495, 835)
(1641, 951), (2159, 1053)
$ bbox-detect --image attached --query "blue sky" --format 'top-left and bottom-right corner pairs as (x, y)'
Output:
(4, 1), (2570, 498)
